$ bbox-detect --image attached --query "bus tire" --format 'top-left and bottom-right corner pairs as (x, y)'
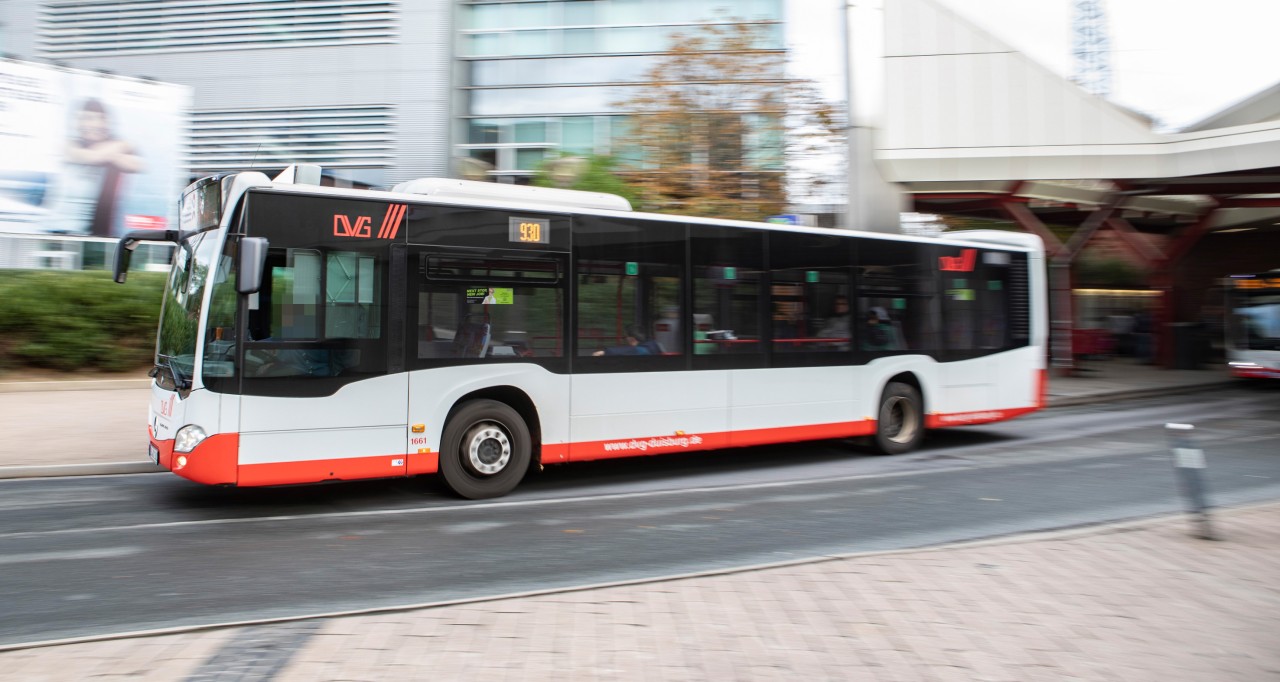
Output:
(874, 382), (923, 455)
(440, 399), (531, 499)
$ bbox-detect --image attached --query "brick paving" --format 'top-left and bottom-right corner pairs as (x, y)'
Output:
(3, 503), (1276, 681)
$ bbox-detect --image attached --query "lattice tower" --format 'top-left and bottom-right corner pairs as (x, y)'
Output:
(1071, 0), (1113, 96)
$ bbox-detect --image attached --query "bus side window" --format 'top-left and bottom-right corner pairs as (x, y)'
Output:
(243, 246), (386, 379)
(573, 215), (685, 362)
(767, 231), (851, 355)
(418, 252), (565, 362)
(856, 240), (940, 357)
(692, 225), (764, 364)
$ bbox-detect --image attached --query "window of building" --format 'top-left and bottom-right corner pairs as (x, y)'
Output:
(40, 1), (398, 57)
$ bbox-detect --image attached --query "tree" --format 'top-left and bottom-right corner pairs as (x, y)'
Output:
(612, 22), (845, 221)
(532, 154), (643, 209)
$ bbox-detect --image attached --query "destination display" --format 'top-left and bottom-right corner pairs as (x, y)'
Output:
(509, 216), (549, 244)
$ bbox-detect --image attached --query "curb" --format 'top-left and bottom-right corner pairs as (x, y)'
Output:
(0, 378), (152, 393)
(0, 462), (164, 480)
(1046, 380), (1235, 408)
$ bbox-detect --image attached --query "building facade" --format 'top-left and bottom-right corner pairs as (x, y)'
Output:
(455, 0), (786, 183)
(0, 0), (454, 188)
(2, 0), (793, 188)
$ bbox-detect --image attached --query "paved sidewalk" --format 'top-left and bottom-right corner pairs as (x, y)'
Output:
(3, 503), (1276, 680)
(0, 358), (1237, 475)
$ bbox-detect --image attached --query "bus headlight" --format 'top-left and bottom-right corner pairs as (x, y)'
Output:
(174, 425), (208, 453)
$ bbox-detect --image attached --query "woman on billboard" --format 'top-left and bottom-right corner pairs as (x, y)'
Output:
(60, 98), (144, 237)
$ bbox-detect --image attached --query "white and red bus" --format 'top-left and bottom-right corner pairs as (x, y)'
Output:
(115, 167), (1047, 498)
(1225, 271), (1280, 379)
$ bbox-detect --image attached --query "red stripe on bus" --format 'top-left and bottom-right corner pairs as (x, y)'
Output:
(378, 203), (406, 240)
(390, 204), (406, 239)
(1231, 366), (1280, 379)
(151, 432), (239, 486)
(925, 406), (1039, 429)
(730, 420), (876, 448)
(567, 420), (877, 462)
(239, 454), (408, 487)
(407, 452), (439, 476)
(377, 204), (395, 239)
(541, 443), (570, 464)
(155, 404), (1041, 488)
(149, 426), (172, 467)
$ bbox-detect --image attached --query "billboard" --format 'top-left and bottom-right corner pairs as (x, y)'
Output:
(0, 59), (189, 237)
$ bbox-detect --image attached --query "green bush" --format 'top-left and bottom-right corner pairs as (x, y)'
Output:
(0, 270), (166, 373)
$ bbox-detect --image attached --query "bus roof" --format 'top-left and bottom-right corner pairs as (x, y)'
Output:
(247, 173), (1043, 254)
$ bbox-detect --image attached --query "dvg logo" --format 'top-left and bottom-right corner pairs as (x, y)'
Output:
(333, 214), (372, 238)
(939, 248), (977, 272)
(333, 204), (407, 239)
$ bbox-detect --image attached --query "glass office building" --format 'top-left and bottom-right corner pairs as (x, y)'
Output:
(457, 0), (786, 183)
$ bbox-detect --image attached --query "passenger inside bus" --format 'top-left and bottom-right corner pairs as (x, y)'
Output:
(593, 325), (661, 356)
(692, 313), (716, 354)
(862, 307), (903, 351)
(452, 316), (491, 358)
(817, 295), (852, 350)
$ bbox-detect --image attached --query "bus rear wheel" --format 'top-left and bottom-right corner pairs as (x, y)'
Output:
(440, 399), (531, 499)
(874, 382), (923, 455)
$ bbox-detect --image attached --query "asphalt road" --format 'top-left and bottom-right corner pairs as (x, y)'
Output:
(1, 386), (1277, 648)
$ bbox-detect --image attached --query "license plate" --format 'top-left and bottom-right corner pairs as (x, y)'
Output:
(148, 443), (160, 465)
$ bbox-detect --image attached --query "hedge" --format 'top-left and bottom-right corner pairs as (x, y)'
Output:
(0, 270), (167, 373)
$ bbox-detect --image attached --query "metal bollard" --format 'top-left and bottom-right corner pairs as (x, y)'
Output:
(1165, 423), (1215, 540)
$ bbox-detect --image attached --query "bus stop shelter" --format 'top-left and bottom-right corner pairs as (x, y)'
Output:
(878, 0), (1280, 373)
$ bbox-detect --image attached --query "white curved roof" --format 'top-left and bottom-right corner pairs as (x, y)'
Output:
(880, 0), (1280, 184)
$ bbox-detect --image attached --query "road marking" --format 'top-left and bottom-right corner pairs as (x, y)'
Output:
(439, 521), (508, 534)
(0, 477), (932, 540)
(0, 428), (1273, 542)
(0, 546), (140, 566)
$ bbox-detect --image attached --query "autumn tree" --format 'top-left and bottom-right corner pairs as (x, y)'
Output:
(612, 22), (845, 221)
(533, 154), (643, 208)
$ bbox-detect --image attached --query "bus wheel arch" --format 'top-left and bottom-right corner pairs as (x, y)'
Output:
(874, 373), (925, 455)
(440, 396), (534, 499)
(446, 386), (542, 460)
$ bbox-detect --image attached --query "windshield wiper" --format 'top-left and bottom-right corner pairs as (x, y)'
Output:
(154, 356), (192, 390)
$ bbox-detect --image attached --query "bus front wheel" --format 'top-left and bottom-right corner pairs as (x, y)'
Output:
(440, 399), (531, 499)
(874, 382), (923, 455)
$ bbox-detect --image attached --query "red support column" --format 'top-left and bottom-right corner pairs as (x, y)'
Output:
(999, 201), (1064, 256)
(1156, 203), (1220, 368)
(1105, 217), (1166, 269)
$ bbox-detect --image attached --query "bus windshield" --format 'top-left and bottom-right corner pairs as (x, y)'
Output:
(1231, 291), (1280, 351)
(156, 230), (221, 388)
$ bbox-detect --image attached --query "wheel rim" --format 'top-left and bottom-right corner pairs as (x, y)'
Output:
(464, 422), (511, 476)
(883, 396), (919, 444)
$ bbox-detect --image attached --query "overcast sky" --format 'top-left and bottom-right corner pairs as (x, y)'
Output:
(930, 0), (1280, 130)
(788, 0), (1280, 132)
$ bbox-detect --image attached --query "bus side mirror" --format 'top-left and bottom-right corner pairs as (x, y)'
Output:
(237, 237), (269, 294)
(113, 229), (180, 283)
(113, 243), (134, 284)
